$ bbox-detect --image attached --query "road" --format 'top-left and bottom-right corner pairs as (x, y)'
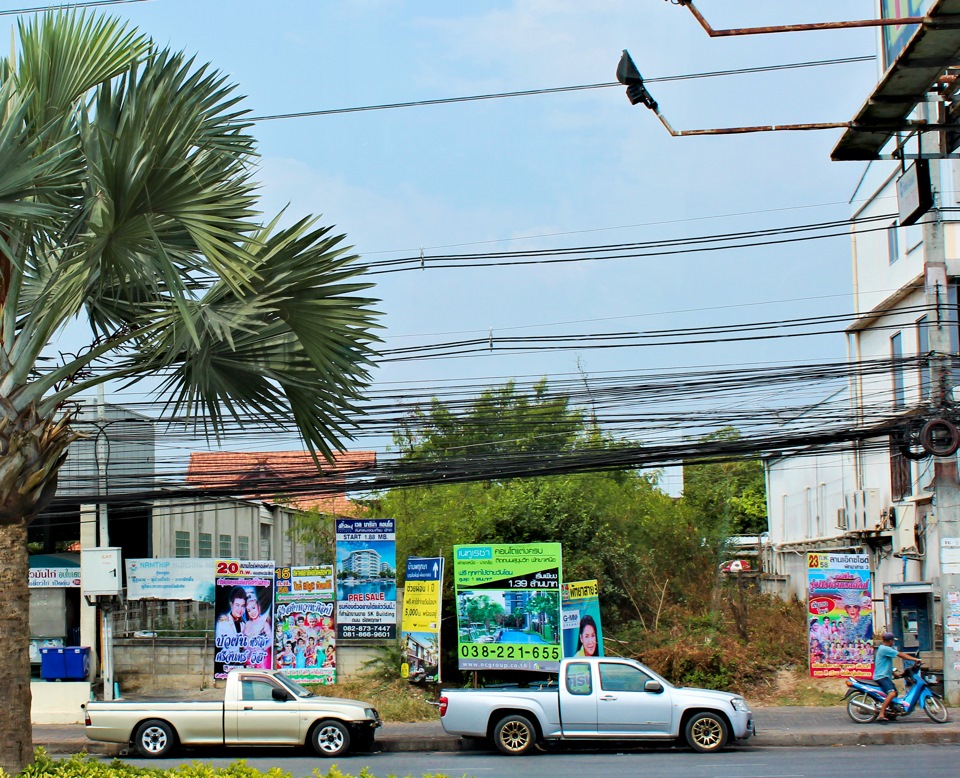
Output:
(101, 743), (960, 777)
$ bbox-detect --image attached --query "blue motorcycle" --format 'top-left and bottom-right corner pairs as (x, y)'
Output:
(844, 660), (949, 723)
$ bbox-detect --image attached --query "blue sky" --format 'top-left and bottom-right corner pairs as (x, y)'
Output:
(2, 1), (889, 475)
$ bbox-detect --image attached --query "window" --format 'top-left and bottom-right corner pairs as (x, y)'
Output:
(890, 437), (913, 502)
(198, 532), (213, 559)
(260, 524), (271, 558)
(240, 678), (284, 702)
(219, 534), (232, 558)
(916, 315), (930, 399)
(238, 536), (250, 558)
(175, 531), (190, 558)
(891, 332), (905, 409)
(599, 662), (652, 692)
(888, 220), (899, 264)
(565, 662), (592, 695)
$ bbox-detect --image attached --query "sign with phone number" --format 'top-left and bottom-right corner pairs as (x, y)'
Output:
(459, 643), (561, 661)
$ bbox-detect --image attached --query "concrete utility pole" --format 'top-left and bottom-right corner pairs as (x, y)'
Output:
(923, 101), (960, 706)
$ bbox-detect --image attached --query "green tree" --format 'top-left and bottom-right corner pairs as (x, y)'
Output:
(0, 12), (379, 773)
(682, 428), (768, 535)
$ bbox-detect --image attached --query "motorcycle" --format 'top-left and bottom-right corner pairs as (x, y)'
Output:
(844, 659), (949, 724)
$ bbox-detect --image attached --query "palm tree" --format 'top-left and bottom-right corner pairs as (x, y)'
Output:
(0, 11), (379, 773)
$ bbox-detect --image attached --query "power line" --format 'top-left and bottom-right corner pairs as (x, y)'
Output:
(0, 0), (152, 16)
(248, 55), (875, 122)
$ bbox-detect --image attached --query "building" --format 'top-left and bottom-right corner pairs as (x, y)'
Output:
(343, 549), (382, 578)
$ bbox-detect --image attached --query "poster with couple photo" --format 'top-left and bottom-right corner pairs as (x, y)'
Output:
(213, 559), (275, 680)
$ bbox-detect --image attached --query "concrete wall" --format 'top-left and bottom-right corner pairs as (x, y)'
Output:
(31, 681), (91, 725)
(111, 637), (383, 694)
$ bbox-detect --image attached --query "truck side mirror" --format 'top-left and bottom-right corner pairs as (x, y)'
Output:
(272, 688), (292, 702)
(644, 680), (663, 694)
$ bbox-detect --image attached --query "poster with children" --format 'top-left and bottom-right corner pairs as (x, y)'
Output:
(274, 565), (337, 684)
(213, 559), (275, 680)
(807, 552), (874, 679)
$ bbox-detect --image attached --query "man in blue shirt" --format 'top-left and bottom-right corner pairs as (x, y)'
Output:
(874, 631), (919, 722)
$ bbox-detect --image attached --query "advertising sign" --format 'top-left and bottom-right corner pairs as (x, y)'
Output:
(401, 556), (444, 683)
(454, 543), (562, 672)
(881, 0), (932, 69)
(561, 579), (603, 658)
(213, 559), (275, 680)
(274, 565), (337, 684)
(126, 558), (215, 602)
(807, 552), (874, 679)
(335, 519), (397, 640)
(28, 568), (80, 588)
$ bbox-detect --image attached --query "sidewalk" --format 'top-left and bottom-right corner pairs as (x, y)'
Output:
(33, 706), (960, 757)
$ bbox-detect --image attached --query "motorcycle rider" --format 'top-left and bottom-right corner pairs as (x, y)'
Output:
(874, 631), (919, 722)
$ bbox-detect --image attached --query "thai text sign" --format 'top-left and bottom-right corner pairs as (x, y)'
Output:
(214, 559), (275, 680)
(275, 564), (334, 601)
(126, 558), (214, 602)
(29, 568), (80, 588)
(454, 543), (562, 672)
(335, 519), (397, 640)
(401, 556), (444, 683)
(562, 579), (603, 658)
(807, 552), (874, 679)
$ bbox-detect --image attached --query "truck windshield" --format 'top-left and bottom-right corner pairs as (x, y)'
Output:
(274, 672), (315, 698)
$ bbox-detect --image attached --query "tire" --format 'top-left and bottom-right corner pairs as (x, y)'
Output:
(493, 713), (537, 756)
(924, 696), (950, 723)
(684, 712), (729, 753)
(133, 719), (177, 758)
(846, 692), (879, 724)
(311, 719), (351, 757)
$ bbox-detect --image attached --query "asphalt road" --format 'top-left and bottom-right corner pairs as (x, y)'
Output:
(101, 743), (960, 778)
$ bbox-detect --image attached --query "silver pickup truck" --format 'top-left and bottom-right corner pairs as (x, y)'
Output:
(440, 656), (754, 754)
(83, 668), (380, 758)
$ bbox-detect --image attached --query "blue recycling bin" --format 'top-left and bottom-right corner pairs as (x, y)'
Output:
(39, 647), (66, 680)
(63, 647), (90, 680)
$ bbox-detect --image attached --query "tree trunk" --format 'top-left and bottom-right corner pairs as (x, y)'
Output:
(0, 521), (32, 775)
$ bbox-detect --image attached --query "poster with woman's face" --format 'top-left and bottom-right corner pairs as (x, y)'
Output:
(562, 580), (603, 658)
(213, 560), (275, 680)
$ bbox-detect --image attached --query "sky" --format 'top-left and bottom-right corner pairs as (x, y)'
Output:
(1, 0), (893, 489)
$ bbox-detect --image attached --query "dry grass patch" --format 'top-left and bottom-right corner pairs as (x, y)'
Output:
(307, 676), (439, 722)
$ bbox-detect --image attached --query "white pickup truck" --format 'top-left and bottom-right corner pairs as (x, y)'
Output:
(83, 668), (380, 758)
(439, 656), (754, 754)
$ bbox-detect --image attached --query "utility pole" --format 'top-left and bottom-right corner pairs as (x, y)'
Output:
(924, 98), (960, 706)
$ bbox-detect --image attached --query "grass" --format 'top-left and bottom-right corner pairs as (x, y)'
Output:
(308, 676), (439, 722)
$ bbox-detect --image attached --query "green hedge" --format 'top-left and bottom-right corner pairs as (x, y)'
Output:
(7, 749), (457, 778)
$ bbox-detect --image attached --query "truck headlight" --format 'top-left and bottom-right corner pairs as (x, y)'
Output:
(731, 698), (750, 712)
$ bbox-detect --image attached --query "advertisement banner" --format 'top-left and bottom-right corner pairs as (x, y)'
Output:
(807, 552), (874, 679)
(28, 568), (81, 588)
(401, 556), (444, 683)
(274, 565), (336, 684)
(561, 579), (603, 658)
(454, 543), (563, 672)
(881, 0), (932, 69)
(126, 558), (215, 602)
(335, 519), (397, 640)
(214, 559), (275, 680)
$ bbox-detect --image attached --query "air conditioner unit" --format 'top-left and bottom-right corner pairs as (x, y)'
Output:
(836, 507), (848, 531)
(844, 488), (881, 531)
(893, 495), (932, 558)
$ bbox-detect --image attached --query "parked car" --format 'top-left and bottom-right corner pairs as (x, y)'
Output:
(439, 656), (754, 754)
(83, 668), (380, 758)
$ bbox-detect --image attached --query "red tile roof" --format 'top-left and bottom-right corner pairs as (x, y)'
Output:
(186, 450), (375, 516)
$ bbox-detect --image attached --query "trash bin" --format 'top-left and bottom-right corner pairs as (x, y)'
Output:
(39, 647), (66, 680)
(63, 647), (90, 680)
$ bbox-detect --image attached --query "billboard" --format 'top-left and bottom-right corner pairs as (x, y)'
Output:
(125, 558), (214, 602)
(213, 559), (275, 680)
(274, 565), (337, 684)
(400, 556), (444, 683)
(807, 552), (874, 679)
(454, 543), (562, 672)
(881, 0), (932, 69)
(561, 579), (603, 658)
(335, 519), (397, 640)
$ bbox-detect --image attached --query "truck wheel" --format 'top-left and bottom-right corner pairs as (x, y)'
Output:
(134, 719), (177, 758)
(493, 714), (537, 756)
(312, 719), (351, 757)
(684, 712), (728, 753)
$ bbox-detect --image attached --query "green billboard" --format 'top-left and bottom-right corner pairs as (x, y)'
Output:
(454, 543), (562, 672)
